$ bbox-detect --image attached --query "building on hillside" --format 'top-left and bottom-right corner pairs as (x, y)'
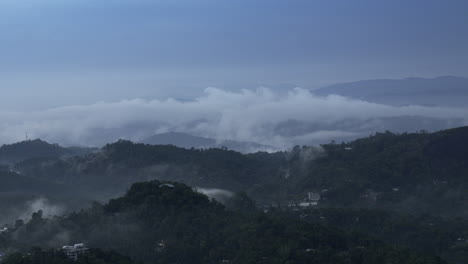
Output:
(62, 243), (89, 261)
(294, 192), (321, 208)
(299, 201), (318, 207)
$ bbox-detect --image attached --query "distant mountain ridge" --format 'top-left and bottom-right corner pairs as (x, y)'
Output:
(314, 76), (468, 107)
(3, 126), (465, 217)
(0, 139), (95, 164)
(141, 132), (276, 153)
(1, 126), (468, 219)
(2, 127), (468, 263)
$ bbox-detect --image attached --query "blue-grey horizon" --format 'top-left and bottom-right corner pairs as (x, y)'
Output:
(0, 0), (467, 110)
(0, 0), (467, 148)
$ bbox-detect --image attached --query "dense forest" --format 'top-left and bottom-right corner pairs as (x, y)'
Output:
(0, 139), (94, 164)
(0, 181), (445, 264)
(1, 127), (468, 263)
(4, 126), (468, 217)
(1, 248), (140, 264)
(284, 208), (468, 264)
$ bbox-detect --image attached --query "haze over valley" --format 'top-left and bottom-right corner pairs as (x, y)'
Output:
(1, 76), (467, 150)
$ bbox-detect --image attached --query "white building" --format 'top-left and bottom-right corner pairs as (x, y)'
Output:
(62, 243), (89, 261)
(299, 201), (318, 207)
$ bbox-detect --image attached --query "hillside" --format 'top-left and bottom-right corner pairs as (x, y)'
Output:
(0, 139), (95, 164)
(14, 140), (285, 197)
(141, 132), (275, 153)
(0, 180), (445, 264)
(2, 127), (468, 263)
(1, 248), (140, 264)
(288, 127), (468, 217)
(285, 207), (468, 264)
(8, 126), (468, 218)
(0, 166), (86, 225)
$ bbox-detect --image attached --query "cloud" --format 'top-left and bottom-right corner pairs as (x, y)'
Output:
(18, 197), (65, 221)
(196, 188), (233, 203)
(0, 87), (466, 148)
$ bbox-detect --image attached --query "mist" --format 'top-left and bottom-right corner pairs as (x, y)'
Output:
(0, 197), (65, 226)
(196, 188), (234, 204)
(18, 197), (65, 221)
(0, 87), (466, 149)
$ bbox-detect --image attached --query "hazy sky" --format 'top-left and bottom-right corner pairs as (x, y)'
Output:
(1, 0), (468, 110)
(0, 0), (467, 147)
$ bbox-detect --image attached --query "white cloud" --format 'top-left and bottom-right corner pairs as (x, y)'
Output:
(0, 87), (466, 148)
(196, 188), (233, 203)
(19, 197), (65, 221)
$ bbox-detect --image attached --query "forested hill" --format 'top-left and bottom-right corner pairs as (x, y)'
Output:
(292, 126), (468, 217)
(0, 139), (94, 164)
(0, 180), (445, 264)
(14, 140), (286, 196)
(2, 127), (468, 263)
(8, 126), (468, 218)
(141, 131), (275, 153)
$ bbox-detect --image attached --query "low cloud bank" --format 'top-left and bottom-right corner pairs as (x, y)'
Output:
(18, 197), (65, 221)
(0, 87), (467, 149)
(0, 196), (66, 226)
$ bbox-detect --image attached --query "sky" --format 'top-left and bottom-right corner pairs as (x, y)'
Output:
(1, 0), (468, 109)
(0, 0), (467, 147)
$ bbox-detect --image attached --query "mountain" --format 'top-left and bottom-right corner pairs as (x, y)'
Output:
(0, 180), (445, 264)
(314, 76), (468, 107)
(0, 139), (96, 224)
(281, 126), (468, 218)
(7, 126), (468, 217)
(0, 139), (95, 164)
(14, 140), (283, 198)
(0, 166), (83, 225)
(141, 132), (275, 153)
(2, 127), (468, 263)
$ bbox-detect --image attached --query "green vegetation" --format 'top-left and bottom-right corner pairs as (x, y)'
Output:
(10, 127), (468, 218)
(0, 139), (94, 164)
(1, 181), (444, 264)
(285, 208), (468, 264)
(2, 248), (140, 264)
(2, 126), (468, 263)
(293, 127), (468, 217)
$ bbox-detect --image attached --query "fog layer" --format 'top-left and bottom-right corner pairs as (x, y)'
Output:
(0, 88), (466, 148)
